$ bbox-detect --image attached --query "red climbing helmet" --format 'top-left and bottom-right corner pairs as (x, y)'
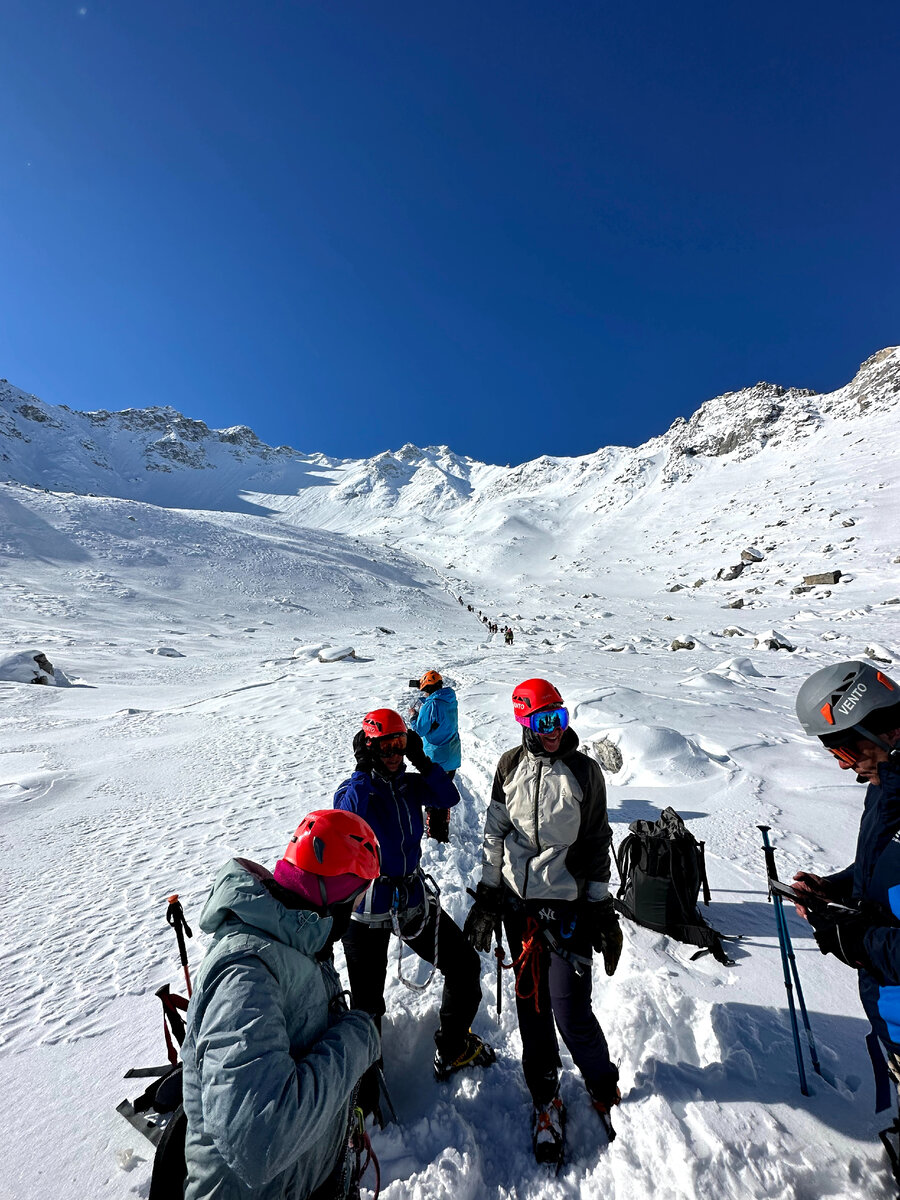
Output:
(361, 708), (407, 740)
(281, 809), (381, 879)
(512, 678), (564, 722)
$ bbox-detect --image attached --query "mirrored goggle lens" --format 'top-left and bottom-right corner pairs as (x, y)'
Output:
(374, 735), (407, 756)
(827, 745), (859, 767)
(529, 707), (569, 734)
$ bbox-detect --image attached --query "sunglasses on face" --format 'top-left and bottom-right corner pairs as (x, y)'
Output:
(516, 706), (569, 735)
(371, 734), (407, 756)
(826, 744), (861, 767)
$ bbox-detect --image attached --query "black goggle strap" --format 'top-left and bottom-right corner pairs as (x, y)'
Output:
(851, 723), (898, 755)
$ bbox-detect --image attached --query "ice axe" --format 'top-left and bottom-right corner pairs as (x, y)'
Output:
(166, 894), (193, 997)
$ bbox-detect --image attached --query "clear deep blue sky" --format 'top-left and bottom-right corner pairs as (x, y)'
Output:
(1, 2), (898, 465)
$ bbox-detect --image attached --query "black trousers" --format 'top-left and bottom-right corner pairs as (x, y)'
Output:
(504, 899), (618, 1106)
(342, 906), (482, 1059)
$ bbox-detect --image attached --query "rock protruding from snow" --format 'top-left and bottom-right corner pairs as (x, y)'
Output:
(865, 643), (894, 664)
(741, 547), (764, 562)
(0, 650), (71, 685)
(804, 570), (842, 585)
(753, 629), (795, 652)
(593, 737), (624, 773)
(716, 563), (745, 581)
(670, 635), (697, 651)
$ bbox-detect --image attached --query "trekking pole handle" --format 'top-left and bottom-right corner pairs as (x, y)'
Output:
(757, 826), (780, 885)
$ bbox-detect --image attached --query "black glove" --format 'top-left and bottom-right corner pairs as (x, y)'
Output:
(463, 883), (501, 953)
(404, 728), (433, 774)
(352, 730), (375, 775)
(814, 913), (873, 970)
(586, 898), (623, 977)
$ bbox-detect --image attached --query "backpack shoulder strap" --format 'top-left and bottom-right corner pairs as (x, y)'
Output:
(697, 840), (712, 907)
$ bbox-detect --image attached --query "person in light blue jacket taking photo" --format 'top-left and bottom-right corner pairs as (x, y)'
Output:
(408, 669), (462, 843)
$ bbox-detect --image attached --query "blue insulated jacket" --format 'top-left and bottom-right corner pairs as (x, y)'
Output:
(827, 760), (900, 1055)
(334, 764), (459, 914)
(410, 687), (462, 772)
(181, 859), (380, 1200)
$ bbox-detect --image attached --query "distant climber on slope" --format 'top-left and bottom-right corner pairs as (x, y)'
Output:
(408, 669), (462, 843)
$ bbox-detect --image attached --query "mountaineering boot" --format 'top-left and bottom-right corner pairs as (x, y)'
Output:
(532, 1094), (566, 1169)
(433, 1032), (496, 1081)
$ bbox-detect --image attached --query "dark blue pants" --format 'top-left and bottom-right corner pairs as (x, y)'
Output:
(504, 900), (618, 1106)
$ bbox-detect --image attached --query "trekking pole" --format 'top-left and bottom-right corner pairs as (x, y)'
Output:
(494, 912), (505, 1017)
(758, 826), (820, 1094)
(165, 894), (193, 998)
(758, 828), (823, 1080)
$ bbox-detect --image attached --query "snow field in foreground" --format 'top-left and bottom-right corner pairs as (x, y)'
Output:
(0, 478), (899, 1199)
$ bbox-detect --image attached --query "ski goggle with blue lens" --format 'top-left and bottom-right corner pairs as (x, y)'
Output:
(515, 706), (569, 734)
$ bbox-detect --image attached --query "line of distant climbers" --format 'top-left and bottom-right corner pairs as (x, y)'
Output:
(456, 595), (515, 643)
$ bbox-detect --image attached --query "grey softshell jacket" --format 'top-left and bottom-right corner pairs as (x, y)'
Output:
(481, 728), (613, 902)
(181, 858), (380, 1200)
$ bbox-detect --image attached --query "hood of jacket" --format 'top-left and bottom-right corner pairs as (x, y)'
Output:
(198, 857), (333, 959)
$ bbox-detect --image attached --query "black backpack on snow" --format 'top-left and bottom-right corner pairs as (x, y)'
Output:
(614, 807), (735, 965)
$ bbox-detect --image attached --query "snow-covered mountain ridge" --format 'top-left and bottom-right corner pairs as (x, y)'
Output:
(2, 348), (899, 606)
(2, 347), (897, 512)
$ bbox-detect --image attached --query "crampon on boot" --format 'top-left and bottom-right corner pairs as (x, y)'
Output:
(532, 1094), (566, 1170)
(433, 1032), (496, 1081)
(591, 1085), (621, 1142)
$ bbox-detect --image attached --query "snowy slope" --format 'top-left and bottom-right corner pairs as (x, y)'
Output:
(1, 350), (899, 1199)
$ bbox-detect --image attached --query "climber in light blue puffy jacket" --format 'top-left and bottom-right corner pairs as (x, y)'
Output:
(408, 669), (461, 842)
(181, 810), (382, 1200)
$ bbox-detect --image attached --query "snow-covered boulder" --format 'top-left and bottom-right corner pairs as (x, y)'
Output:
(716, 563), (745, 581)
(670, 635), (697, 651)
(865, 643), (894, 664)
(151, 646), (185, 658)
(753, 629), (795, 652)
(317, 645), (356, 663)
(0, 650), (72, 685)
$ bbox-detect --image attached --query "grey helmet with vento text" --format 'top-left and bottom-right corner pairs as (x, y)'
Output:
(796, 660), (900, 751)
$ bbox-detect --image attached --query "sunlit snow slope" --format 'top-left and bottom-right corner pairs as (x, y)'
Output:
(1, 348), (899, 1199)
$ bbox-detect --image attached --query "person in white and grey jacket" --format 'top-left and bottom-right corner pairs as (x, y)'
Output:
(464, 677), (622, 1166)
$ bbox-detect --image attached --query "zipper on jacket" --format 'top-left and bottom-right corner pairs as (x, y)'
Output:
(522, 760), (543, 901)
(390, 777), (409, 868)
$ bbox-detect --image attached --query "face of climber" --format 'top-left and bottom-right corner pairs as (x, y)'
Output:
(538, 726), (565, 754)
(825, 729), (899, 784)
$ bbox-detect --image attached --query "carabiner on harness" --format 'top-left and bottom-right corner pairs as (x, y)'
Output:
(391, 871), (441, 992)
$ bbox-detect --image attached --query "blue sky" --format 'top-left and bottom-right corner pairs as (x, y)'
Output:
(1, 2), (898, 466)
